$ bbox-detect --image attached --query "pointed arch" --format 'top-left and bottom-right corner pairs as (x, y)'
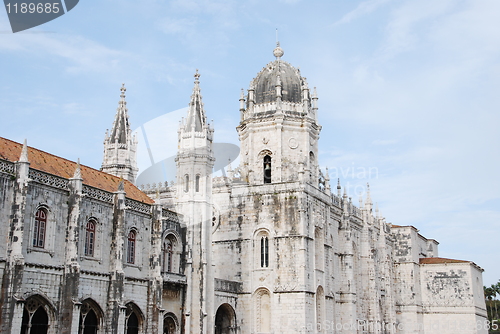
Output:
(78, 298), (104, 334)
(162, 232), (181, 274)
(127, 229), (137, 264)
(84, 218), (97, 257)
(21, 294), (55, 334)
(33, 207), (48, 248)
(125, 302), (143, 334)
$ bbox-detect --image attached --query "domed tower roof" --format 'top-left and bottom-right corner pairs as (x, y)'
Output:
(252, 42), (305, 104)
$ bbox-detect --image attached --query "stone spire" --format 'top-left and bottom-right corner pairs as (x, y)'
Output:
(185, 70), (205, 132)
(19, 139), (29, 163)
(101, 84), (138, 183)
(111, 84), (130, 144)
(72, 158), (82, 179)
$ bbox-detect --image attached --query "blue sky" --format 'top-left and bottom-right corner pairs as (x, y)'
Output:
(1, 0), (499, 287)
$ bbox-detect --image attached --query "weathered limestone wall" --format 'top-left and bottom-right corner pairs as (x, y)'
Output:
(420, 263), (487, 334)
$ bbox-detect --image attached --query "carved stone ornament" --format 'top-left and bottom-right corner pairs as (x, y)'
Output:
(288, 137), (298, 149)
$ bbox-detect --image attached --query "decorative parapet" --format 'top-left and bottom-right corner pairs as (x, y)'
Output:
(214, 278), (243, 294)
(331, 194), (342, 207)
(0, 159), (15, 175)
(29, 169), (69, 190)
(162, 209), (181, 223)
(163, 272), (187, 284)
(82, 185), (113, 203)
(125, 198), (151, 215)
(350, 205), (362, 219)
(140, 181), (173, 194)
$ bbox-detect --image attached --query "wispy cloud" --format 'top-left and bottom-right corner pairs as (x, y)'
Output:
(334, 0), (393, 25)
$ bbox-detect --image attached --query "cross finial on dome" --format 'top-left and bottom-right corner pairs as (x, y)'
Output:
(273, 41), (284, 59)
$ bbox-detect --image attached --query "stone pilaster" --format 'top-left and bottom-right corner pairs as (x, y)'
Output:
(107, 182), (126, 334)
(59, 163), (83, 333)
(1, 141), (29, 334)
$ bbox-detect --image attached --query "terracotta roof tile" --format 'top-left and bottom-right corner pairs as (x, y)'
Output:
(419, 257), (469, 265)
(0, 137), (154, 204)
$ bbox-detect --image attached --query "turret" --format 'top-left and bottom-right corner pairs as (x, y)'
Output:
(175, 70), (215, 334)
(101, 84), (138, 183)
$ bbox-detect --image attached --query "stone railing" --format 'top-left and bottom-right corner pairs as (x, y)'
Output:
(125, 199), (151, 214)
(0, 159), (15, 175)
(82, 185), (113, 203)
(29, 169), (69, 190)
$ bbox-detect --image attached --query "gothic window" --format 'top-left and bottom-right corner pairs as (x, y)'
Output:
(195, 174), (200, 192)
(260, 236), (269, 268)
(164, 239), (173, 273)
(78, 300), (101, 334)
(21, 296), (50, 334)
(84, 219), (96, 257)
(263, 155), (271, 184)
(125, 303), (142, 334)
(162, 234), (179, 273)
(33, 208), (47, 248)
(127, 230), (136, 264)
(184, 174), (189, 192)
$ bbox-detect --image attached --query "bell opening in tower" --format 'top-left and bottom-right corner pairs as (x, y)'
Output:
(263, 155), (271, 184)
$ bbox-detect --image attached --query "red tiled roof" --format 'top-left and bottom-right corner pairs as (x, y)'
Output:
(419, 257), (469, 265)
(0, 137), (154, 204)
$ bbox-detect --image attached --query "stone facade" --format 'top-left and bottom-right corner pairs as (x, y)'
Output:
(0, 44), (487, 334)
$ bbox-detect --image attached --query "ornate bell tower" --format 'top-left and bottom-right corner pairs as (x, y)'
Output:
(237, 43), (322, 185)
(101, 84), (138, 183)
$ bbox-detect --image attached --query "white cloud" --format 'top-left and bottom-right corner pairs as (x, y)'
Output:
(335, 0), (393, 25)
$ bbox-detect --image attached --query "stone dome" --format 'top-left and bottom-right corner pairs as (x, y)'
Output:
(253, 44), (304, 104)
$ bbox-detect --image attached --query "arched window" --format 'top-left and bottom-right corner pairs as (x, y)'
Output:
(164, 313), (179, 334)
(21, 296), (50, 334)
(195, 174), (200, 192)
(184, 174), (189, 192)
(125, 303), (142, 334)
(33, 208), (47, 248)
(263, 155), (271, 184)
(127, 230), (136, 264)
(162, 234), (179, 273)
(166, 239), (173, 272)
(260, 236), (269, 268)
(84, 219), (96, 257)
(78, 300), (102, 334)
